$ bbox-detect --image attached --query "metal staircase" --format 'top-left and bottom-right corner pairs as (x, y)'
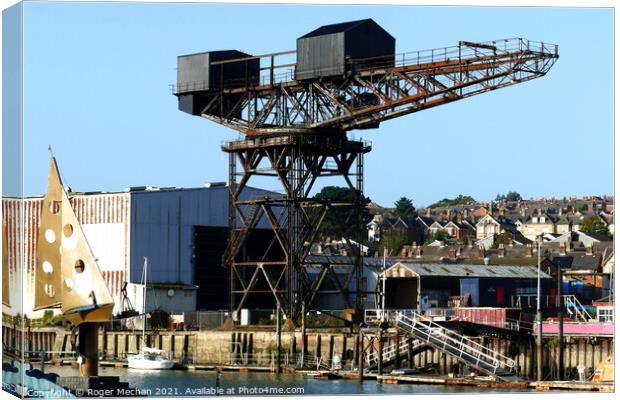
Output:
(394, 311), (521, 381)
(563, 295), (593, 322)
(365, 336), (428, 369)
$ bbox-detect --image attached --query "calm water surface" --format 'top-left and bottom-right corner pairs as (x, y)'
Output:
(45, 366), (530, 396)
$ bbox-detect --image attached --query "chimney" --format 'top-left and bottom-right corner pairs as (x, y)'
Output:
(521, 207), (526, 217)
(426, 208), (431, 218)
(559, 207), (563, 216)
(586, 245), (593, 255)
(402, 248), (409, 257)
(450, 249), (457, 259)
(415, 247), (422, 258)
(527, 245), (534, 257)
(447, 209), (452, 220)
(498, 243), (505, 258)
(464, 208), (469, 219)
(457, 213), (463, 224)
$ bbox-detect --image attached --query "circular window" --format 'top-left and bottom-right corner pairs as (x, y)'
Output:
(42, 261), (54, 273)
(167, 289), (175, 298)
(74, 259), (85, 273)
(63, 224), (74, 237)
(44, 229), (56, 243)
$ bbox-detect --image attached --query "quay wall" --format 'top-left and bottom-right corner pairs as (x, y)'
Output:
(2, 325), (613, 380)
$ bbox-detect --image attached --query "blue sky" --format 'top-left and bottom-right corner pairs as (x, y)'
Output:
(11, 2), (614, 207)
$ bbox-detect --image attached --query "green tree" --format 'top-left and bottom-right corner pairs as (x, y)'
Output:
(312, 186), (372, 239)
(425, 230), (450, 244)
(492, 232), (514, 248)
(428, 195), (475, 209)
(394, 197), (416, 219)
(580, 215), (611, 237)
(379, 230), (406, 256)
(496, 191), (522, 202)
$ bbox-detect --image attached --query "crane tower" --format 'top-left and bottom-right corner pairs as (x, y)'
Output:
(173, 19), (558, 321)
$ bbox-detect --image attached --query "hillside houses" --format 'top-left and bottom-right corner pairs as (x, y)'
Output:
(368, 196), (613, 250)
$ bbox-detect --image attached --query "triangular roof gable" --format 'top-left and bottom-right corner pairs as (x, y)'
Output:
(385, 262), (418, 278)
(476, 214), (499, 226)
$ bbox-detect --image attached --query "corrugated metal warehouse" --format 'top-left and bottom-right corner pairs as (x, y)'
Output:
(2, 185), (273, 318)
(384, 262), (554, 311)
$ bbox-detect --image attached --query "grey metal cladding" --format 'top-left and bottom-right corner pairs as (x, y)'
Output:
(295, 19), (395, 81)
(177, 52), (211, 92)
(177, 50), (259, 93)
(296, 32), (346, 80)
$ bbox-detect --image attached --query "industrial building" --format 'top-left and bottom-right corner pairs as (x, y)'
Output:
(384, 262), (554, 311)
(2, 185), (273, 318)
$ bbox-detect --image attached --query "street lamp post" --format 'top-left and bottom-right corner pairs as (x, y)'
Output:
(381, 248), (387, 322)
(536, 234), (543, 381)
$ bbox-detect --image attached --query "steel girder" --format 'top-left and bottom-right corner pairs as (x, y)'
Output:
(193, 38), (558, 135)
(223, 133), (371, 320)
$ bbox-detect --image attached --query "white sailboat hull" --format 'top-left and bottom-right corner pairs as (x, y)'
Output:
(128, 354), (174, 370)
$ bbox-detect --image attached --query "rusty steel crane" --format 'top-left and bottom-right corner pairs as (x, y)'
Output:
(173, 19), (558, 322)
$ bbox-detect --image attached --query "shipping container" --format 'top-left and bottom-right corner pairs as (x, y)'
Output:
(454, 307), (523, 329)
(296, 19), (395, 81)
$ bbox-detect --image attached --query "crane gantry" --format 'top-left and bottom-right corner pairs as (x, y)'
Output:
(174, 20), (558, 321)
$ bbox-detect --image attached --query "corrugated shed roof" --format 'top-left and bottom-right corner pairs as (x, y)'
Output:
(393, 262), (551, 279)
(304, 255), (396, 268)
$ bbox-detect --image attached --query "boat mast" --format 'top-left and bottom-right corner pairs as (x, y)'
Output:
(143, 257), (148, 346)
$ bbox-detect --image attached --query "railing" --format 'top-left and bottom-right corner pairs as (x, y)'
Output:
(511, 294), (555, 309)
(365, 336), (424, 367)
(511, 294), (594, 322)
(171, 37), (559, 94)
(395, 311), (517, 378)
(564, 295), (594, 322)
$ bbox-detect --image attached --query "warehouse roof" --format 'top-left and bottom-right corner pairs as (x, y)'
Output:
(305, 255), (397, 268)
(390, 262), (551, 279)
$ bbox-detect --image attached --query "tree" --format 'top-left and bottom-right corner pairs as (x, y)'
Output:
(428, 195), (475, 209)
(312, 186), (372, 239)
(492, 232), (514, 248)
(425, 230), (450, 244)
(580, 215), (611, 237)
(496, 191), (522, 202)
(379, 230), (406, 256)
(394, 197), (416, 219)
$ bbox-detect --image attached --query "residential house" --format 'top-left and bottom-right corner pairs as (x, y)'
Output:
(370, 216), (426, 245)
(520, 211), (556, 240)
(475, 215), (515, 240)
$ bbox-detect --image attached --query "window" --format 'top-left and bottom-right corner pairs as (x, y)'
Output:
(598, 307), (614, 323)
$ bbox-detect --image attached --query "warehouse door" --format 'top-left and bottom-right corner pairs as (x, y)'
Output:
(192, 226), (284, 310)
(192, 226), (229, 310)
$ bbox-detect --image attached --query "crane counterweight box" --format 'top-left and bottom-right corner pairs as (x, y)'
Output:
(295, 18), (395, 81)
(176, 50), (259, 93)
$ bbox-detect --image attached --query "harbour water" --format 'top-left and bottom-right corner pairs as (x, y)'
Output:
(44, 366), (530, 396)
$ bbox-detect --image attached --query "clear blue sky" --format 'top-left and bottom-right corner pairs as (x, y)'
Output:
(11, 2), (614, 207)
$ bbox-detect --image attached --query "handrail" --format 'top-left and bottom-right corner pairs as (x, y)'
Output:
(395, 311), (516, 376)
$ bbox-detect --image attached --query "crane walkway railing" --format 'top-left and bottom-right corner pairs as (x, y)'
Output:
(394, 311), (520, 381)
